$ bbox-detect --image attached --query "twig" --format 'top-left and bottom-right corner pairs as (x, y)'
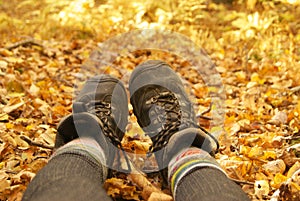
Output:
(124, 156), (173, 201)
(5, 39), (44, 50)
(291, 136), (300, 140)
(196, 102), (212, 119)
(230, 177), (255, 185)
(287, 143), (300, 152)
(20, 135), (54, 149)
(197, 115), (213, 120)
(291, 86), (300, 94)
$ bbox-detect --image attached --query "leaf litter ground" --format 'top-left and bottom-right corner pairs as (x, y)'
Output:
(0, 0), (300, 200)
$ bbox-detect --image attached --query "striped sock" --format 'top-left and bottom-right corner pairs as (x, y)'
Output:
(51, 137), (108, 180)
(168, 147), (226, 196)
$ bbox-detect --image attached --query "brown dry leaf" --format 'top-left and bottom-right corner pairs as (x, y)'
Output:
(29, 84), (40, 96)
(1, 1), (300, 200)
(219, 156), (252, 179)
(148, 192), (173, 201)
(128, 172), (172, 201)
(11, 170), (36, 183)
(2, 100), (25, 114)
(103, 178), (140, 200)
(15, 135), (30, 150)
(262, 159), (286, 176)
(122, 140), (150, 155)
(0, 171), (11, 192)
(268, 110), (288, 125)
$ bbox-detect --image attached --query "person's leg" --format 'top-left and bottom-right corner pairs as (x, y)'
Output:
(168, 147), (250, 201)
(22, 138), (111, 201)
(176, 168), (249, 201)
(129, 60), (250, 201)
(23, 75), (129, 201)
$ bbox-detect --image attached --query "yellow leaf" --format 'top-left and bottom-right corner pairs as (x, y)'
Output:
(290, 182), (300, 191)
(261, 151), (277, 160)
(255, 172), (269, 180)
(29, 84), (40, 96)
(5, 122), (14, 129)
(3, 101), (25, 114)
(247, 0), (257, 10)
(287, 161), (300, 178)
(60, 85), (74, 93)
(271, 173), (287, 188)
(251, 73), (265, 85)
(0, 48), (13, 56)
(0, 113), (9, 122)
(248, 146), (264, 158)
(254, 180), (269, 198)
(26, 124), (34, 131)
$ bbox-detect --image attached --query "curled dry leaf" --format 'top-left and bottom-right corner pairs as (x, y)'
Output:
(262, 159), (286, 176)
(3, 100), (25, 114)
(268, 111), (288, 125)
(0, 171), (11, 192)
(254, 180), (269, 199)
(128, 172), (173, 201)
(103, 178), (140, 201)
(148, 192), (173, 201)
(11, 170), (36, 183)
(287, 162), (300, 179)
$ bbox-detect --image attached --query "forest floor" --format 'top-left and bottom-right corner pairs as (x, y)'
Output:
(0, 0), (300, 200)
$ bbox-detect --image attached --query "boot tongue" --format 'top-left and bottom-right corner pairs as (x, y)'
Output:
(73, 102), (88, 113)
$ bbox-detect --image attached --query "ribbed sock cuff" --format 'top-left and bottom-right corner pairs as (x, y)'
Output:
(51, 137), (108, 180)
(168, 147), (226, 196)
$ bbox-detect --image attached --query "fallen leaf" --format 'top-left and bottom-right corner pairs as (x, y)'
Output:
(0, 171), (11, 192)
(3, 101), (24, 114)
(262, 159), (286, 176)
(271, 173), (287, 188)
(103, 178), (140, 200)
(268, 110), (288, 125)
(148, 192), (173, 201)
(0, 113), (9, 122)
(255, 180), (269, 198)
(287, 162), (300, 179)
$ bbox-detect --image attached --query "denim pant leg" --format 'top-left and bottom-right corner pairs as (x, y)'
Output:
(22, 153), (112, 201)
(175, 168), (250, 201)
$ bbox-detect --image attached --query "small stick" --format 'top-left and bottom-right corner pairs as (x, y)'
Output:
(127, 160), (173, 201)
(196, 102), (212, 119)
(291, 86), (300, 93)
(197, 115), (213, 120)
(5, 39), (44, 50)
(20, 135), (54, 149)
(201, 102), (212, 115)
(230, 178), (255, 185)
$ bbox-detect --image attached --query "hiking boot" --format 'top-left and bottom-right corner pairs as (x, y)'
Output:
(129, 60), (219, 173)
(55, 74), (129, 168)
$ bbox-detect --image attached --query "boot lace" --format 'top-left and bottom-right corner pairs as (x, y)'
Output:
(146, 91), (198, 153)
(86, 101), (122, 146)
(86, 101), (131, 171)
(146, 92), (220, 154)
